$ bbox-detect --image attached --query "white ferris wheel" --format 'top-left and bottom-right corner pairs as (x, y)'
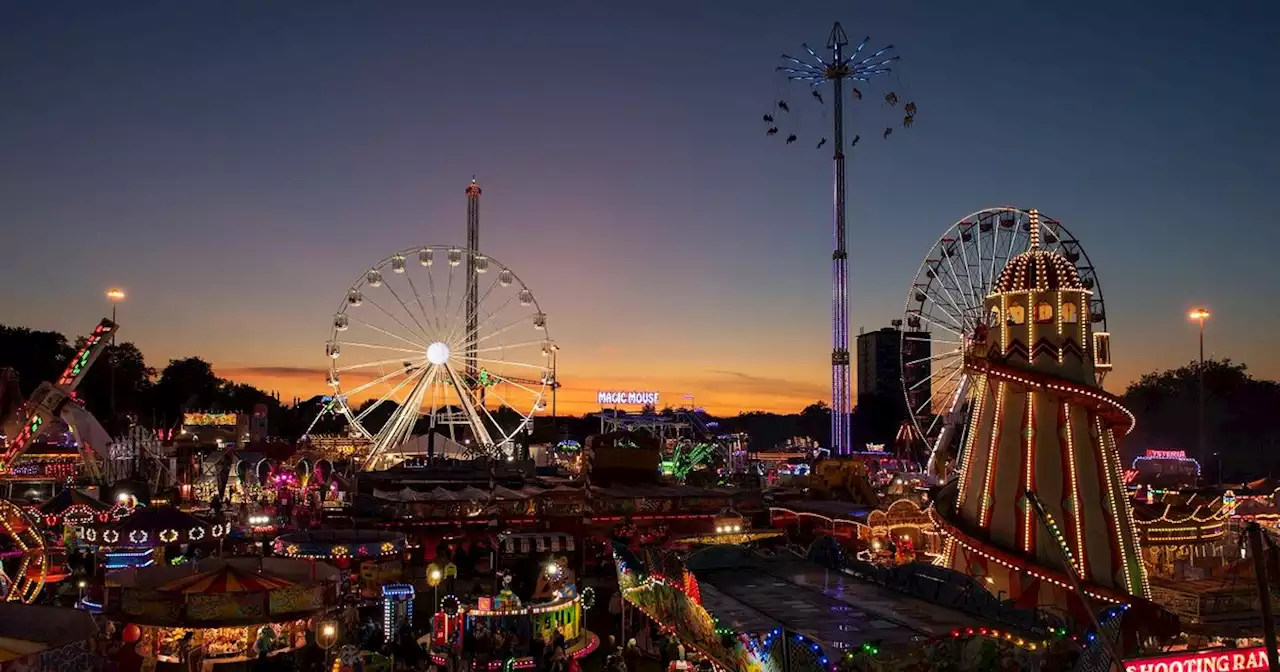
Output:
(326, 246), (552, 468)
(901, 207), (1107, 478)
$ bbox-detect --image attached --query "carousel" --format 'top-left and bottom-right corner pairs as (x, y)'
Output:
(427, 556), (597, 670)
(105, 557), (341, 670)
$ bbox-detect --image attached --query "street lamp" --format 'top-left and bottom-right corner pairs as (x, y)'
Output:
(1188, 308), (1210, 479)
(316, 619), (339, 670)
(105, 288), (126, 433)
(427, 566), (443, 614)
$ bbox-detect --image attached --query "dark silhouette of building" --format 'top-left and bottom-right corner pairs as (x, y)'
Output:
(855, 324), (930, 407)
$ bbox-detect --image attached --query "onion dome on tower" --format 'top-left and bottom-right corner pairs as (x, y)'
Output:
(931, 209), (1148, 618)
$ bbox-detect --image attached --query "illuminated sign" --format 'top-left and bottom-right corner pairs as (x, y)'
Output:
(1124, 646), (1276, 672)
(1144, 450), (1190, 460)
(597, 391), (659, 406)
(183, 413), (238, 427)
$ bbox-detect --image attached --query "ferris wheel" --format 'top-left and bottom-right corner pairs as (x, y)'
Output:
(326, 246), (552, 468)
(901, 207), (1107, 477)
(0, 500), (47, 603)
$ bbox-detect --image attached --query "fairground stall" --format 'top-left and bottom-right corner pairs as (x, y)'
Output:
(427, 555), (597, 670)
(272, 529), (408, 598)
(1133, 491), (1229, 579)
(104, 558), (341, 670)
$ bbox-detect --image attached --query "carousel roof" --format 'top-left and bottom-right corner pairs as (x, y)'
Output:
(158, 565), (296, 594)
(37, 489), (107, 515)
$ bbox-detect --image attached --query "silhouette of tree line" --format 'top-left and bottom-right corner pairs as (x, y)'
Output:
(3, 324), (1275, 466)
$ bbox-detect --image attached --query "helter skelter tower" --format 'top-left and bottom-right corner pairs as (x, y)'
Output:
(775, 23), (898, 454)
(931, 210), (1150, 616)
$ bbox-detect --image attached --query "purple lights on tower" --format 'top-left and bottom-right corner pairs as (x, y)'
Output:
(777, 22), (898, 454)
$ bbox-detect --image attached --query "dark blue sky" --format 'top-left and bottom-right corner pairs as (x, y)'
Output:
(1, 1), (1276, 412)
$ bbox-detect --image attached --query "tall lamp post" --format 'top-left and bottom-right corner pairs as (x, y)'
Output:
(1188, 308), (1210, 478)
(105, 289), (126, 432)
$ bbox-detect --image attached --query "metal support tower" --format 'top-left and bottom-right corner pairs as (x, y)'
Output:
(828, 23), (852, 455)
(777, 22), (897, 455)
(465, 177), (481, 383)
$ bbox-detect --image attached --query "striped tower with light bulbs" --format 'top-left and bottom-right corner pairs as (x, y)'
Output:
(932, 210), (1149, 617)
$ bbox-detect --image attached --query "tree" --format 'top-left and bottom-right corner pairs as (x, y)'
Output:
(0, 326), (73, 396)
(797, 401), (831, 447)
(151, 357), (222, 426)
(1123, 359), (1280, 481)
(218, 381), (278, 413)
(73, 340), (155, 432)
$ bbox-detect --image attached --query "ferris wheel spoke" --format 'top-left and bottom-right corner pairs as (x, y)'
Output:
(339, 341), (425, 355)
(941, 248), (979, 321)
(986, 216), (1004, 293)
(442, 261), (457, 339)
(956, 226), (981, 310)
(909, 310), (965, 339)
(337, 367), (412, 398)
(355, 365), (429, 423)
(336, 356), (424, 373)
(402, 269), (436, 339)
(454, 312), (538, 352)
(484, 370), (543, 397)
(905, 335), (963, 347)
(482, 384), (533, 431)
(443, 271), (502, 351)
(364, 295), (430, 346)
(905, 351), (962, 367)
(914, 365), (963, 416)
(930, 275), (972, 332)
(908, 354), (960, 392)
(470, 356), (547, 372)
(1004, 220), (1020, 273)
(916, 301), (966, 338)
(382, 280), (434, 343)
(346, 316), (428, 352)
(376, 367), (433, 455)
(452, 292), (520, 349)
(443, 361), (496, 449)
(472, 339), (549, 355)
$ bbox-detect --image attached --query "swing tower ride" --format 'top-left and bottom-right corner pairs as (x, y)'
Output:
(776, 22), (898, 454)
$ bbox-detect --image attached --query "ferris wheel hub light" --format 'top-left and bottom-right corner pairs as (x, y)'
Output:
(426, 342), (451, 365)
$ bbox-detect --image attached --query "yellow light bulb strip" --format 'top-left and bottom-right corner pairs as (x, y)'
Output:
(978, 381), (1007, 529)
(1063, 402), (1087, 574)
(955, 375), (988, 509)
(1023, 391), (1035, 553)
(930, 508), (1124, 605)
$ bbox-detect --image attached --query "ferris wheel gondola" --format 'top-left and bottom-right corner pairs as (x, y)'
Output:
(327, 246), (552, 469)
(901, 207), (1107, 479)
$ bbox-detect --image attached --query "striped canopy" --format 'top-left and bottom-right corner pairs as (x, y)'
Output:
(158, 565), (296, 594)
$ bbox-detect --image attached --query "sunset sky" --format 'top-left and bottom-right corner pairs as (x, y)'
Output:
(1, 1), (1278, 417)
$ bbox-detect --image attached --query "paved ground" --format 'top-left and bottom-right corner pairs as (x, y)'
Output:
(697, 559), (1010, 656)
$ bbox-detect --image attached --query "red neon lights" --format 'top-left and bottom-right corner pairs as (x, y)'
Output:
(1124, 646), (1276, 672)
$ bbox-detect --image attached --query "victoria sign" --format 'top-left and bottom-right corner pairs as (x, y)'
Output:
(1124, 646), (1277, 672)
(597, 391), (660, 406)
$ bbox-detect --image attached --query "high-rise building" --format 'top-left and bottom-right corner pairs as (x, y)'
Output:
(855, 325), (930, 405)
